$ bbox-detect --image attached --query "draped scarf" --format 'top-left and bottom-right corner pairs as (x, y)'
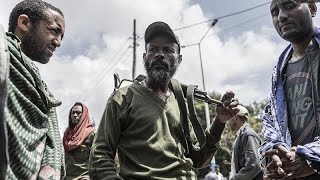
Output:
(63, 103), (94, 152)
(5, 32), (64, 180)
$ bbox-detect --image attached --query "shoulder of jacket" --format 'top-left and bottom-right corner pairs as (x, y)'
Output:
(242, 126), (260, 139)
(110, 83), (140, 106)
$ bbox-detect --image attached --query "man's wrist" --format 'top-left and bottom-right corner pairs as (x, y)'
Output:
(214, 116), (226, 124)
(209, 119), (225, 136)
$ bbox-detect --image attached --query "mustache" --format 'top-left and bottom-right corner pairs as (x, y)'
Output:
(148, 60), (169, 69)
(279, 23), (292, 28)
(48, 44), (57, 52)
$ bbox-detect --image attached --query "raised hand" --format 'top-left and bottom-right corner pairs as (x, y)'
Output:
(215, 91), (238, 123)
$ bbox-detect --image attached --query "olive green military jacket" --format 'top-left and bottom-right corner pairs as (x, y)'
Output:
(89, 81), (225, 180)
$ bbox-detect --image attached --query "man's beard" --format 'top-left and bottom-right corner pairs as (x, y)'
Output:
(144, 59), (179, 91)
(21, 27), (49, 64)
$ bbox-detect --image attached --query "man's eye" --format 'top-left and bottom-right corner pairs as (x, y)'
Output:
(164, 48), (174, 53)
(149, 48), (157, 52)
(271, 10), (279, 17)
(49, 29), (58, 35)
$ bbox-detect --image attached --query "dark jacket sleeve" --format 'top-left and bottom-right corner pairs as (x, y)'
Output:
(89, 100), (123, 180)
(189, 119), (225, 168)
(230, 135), (262, 180)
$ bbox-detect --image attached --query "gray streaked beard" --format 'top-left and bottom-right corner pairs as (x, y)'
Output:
(144, 59), (178, 91)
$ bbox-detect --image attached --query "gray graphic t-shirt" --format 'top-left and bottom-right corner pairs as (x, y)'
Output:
(284, 55), (317, 145)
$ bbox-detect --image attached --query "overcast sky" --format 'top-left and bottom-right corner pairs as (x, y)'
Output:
(2, 0), (320, 135)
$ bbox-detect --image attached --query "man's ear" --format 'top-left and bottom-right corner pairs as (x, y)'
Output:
(308, 3), (317, 17)
(178, 54), (182, 64)
(17, 14), (31, 33)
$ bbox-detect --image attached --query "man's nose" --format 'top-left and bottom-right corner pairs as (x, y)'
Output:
(155, 50), (164, 59)
(53, 35), (62, 47)
(278, 9), (288, 23)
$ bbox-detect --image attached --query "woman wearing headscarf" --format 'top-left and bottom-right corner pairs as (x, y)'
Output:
(63, 102), (95, 180)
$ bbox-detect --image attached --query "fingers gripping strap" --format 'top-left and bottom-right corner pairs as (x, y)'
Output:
(187, 85), (206, 151)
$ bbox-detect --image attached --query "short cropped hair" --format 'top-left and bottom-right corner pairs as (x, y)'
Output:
(8, 0), (63, 32)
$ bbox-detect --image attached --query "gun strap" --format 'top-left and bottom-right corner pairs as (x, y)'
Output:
(170, 79), (206, 154)
(186, 85), (206, 150)
(170, 79), (191, 155)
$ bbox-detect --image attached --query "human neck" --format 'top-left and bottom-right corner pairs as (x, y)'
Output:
(236, 122), (246, 132)
(291, 35), (313, 59)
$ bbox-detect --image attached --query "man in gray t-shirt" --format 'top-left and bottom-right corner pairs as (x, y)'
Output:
(261, 0), (320, 179)
(284, 55), (317, 146)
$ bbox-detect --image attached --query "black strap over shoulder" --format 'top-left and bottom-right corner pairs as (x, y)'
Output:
(170, 79), (206, 155)
(115, 74), (209, 155)
(186, 85), (206, 151)
(170, 79), (191, 154)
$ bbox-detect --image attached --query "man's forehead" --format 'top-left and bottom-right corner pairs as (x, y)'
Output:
(45, 9), (65, 28)
(271, 0), (293, 5)
(271, 0), (317, 5)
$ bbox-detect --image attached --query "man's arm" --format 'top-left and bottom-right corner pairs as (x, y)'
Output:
(189, 119), (225, 168)
(190, 91), (237, 168)
(259, 102), (290, 155)
(89, 100), (123, 180)
(230, 135), (262, 180)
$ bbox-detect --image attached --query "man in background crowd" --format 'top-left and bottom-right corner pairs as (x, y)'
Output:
(205, 165), (224, 180)
(229, 105), (262, 180)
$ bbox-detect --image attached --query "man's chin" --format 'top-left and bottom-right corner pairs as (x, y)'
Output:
(280, 30), (299, 41)
(34, 57), (50, 64)
(149, 71), (170, 81)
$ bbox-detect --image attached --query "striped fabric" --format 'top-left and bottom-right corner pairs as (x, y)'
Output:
(0, 24), (9, 180)
(5, 32), (65, 180)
